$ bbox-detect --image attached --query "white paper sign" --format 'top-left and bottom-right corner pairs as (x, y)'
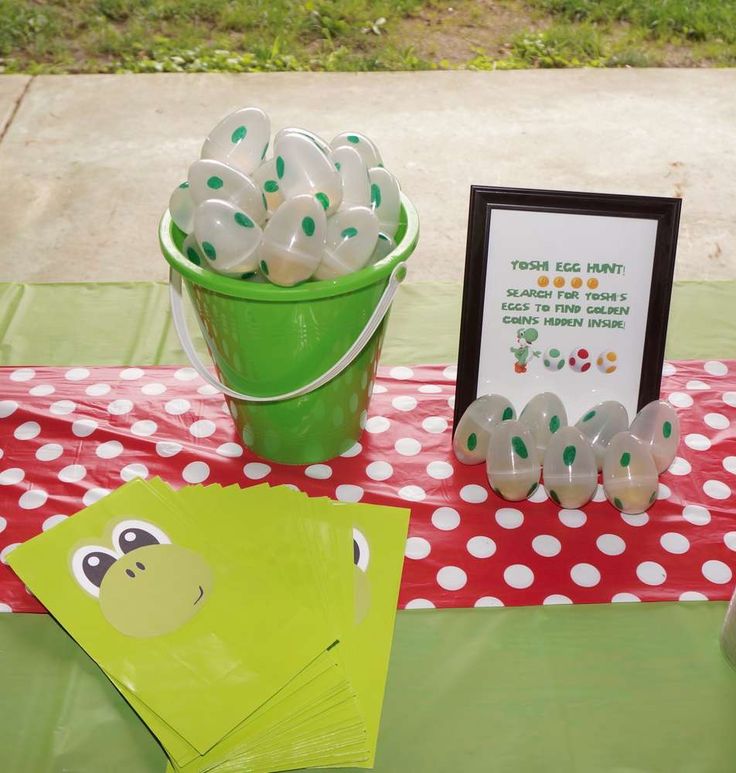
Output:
(476, 208), (658, 423)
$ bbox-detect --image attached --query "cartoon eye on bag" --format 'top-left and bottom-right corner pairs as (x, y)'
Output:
(111, 519), (171, 554)
(353, 527), (370, 572)
(72, 545), (119, 598)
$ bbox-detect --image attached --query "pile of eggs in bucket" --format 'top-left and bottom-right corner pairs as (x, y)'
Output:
(454, 394), (680, 514)
(168, 106), (401, 286)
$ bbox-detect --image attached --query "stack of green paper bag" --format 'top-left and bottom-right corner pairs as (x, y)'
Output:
(8, 478), (410, 772)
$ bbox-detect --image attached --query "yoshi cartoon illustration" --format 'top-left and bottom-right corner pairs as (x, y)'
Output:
(510, 327), (541, 373)
(352, 527), (370, 624)
(71, 519), (213, 638)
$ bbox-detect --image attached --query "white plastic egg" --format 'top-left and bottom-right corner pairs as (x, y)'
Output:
(193, 200), (262, 277)
(200, 106), (270, 175)
(630, 400), (680, 474)
(368, 167), (401, 238)
(169, 182), (195, 233)
(330, 131), (382, 168)
(274, 126), (331, 157)
(602, 432), (658, 514)
(187, 159), (266, 226)
(182, 233), (205, 267)
(314, 206), (380, 280)
(519, 392), (567, 457)
(486, 420), (541, 501)
(332, 145), (371, 209)
(543, 427), (598, 508)
(453, 394), (515, 465)
(575, 401), (629, 471)
(251, 157), (284, 215)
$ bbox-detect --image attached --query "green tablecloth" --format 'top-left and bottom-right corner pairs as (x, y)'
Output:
(1, 280), (736, 772)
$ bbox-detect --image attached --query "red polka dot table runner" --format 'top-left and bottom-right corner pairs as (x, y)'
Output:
(1, 362), (735, 613)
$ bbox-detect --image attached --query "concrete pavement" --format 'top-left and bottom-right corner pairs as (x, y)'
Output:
(0, 70), (734, 283)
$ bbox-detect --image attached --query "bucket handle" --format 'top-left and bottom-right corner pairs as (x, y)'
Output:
(169, 262), (407, 403)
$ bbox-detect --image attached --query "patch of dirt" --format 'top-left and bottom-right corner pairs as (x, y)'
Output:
(392, 0), (543, 63)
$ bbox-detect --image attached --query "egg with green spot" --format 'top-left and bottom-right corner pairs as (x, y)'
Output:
(453, 394), (516, 465)
(485, 420), (540, 502)
(574, 400), (629, 471)
(368, 167), (401, 238)
(330, 131), (382, 168)
(603, 431), (658, 514)
(193, 199), (262, 277)
(543, 347), (565, 371)
(182, 234), (205, 266)
(188, 159), (266, 226)
(542, 426), (597, 508)
(169, 181), (195, 233)
(332, 145), (371, 208)
(251, 157), (284, 214)
(315, 205), (380, 281)
(200, 106), (270, 175)
(629, 399), (680, 473)
(274, 127), (331, 157)
(368, 232), (396, 264)
(519, 392), (568, 458)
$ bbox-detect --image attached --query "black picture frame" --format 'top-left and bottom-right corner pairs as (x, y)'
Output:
(453, 186), (681, 433)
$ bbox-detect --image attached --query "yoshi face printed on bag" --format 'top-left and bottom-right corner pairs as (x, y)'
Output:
(72, 518), (213, 638)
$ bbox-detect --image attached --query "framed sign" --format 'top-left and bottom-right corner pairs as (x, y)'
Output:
(454, 186), (681, 431)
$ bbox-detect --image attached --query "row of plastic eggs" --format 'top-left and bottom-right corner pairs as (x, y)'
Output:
(168, 107), (402, 286)
(453, 393), (680, 514)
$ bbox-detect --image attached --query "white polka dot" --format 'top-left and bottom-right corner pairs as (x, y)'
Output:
(596, 534), (626, 555)
(96, 440), (123, 459)
(165, 398), (191, 415)
(1, 543), (19, 563)
(431, 507), (460, 531)
(704, 479), (731, 500)
(197, 384), (219, 396)
(9, 368), (34, 382)
(120, 463), (149, 481)
(447, 396), (455, 409)
(504, 564), (534, 589)
(42, 514), (68, 531)
(724, 532), (736, 552)
(29, 384), (55, 397)
(612, 593), (640, 603)
(405, 536), (431, 559)
(418, 384), (442, 394)
(182, 461), (209, 484)
(82, 487), (110, 506)
(371, 384), (387, 395)
(682, 504), (711, 526)
(132, 420), (158, 437)
(426, 460), (453, 480)
(0, 516), (5, 532)
(305, 464), (332, 480)
(422, 416), (448, 433)
(72, 419), (97, 438)
(495, 507), (523, 529)
(19, 489), (48, 510)
(702, 559), (732, 584)
(442, 365), (457, 380)
(365, 416), (390, 434)
(0, 400), (19, 418)
(398, 485), (426, 502)
(660, 532), (690, 554)
(621, 511), (649, 527)
(107, 399), (133, 415)
(336, 484), (364, 502)
(592, 484), (607, 503)
(571, 563), (601, 587)
(668, 457), (691, 476)
(667, 392), (693, 408)
(706, 412), (730, 430)
(0, 468), (24, 486)
(189, 419), (215, 438)
(243, 462), (271, 480)
(65, 368), (89, 381)
(156, 441), (182, 457)
(723, 392), (736, 408)
(405, 598), (435, 609)
(527, 485), (549, 503)
(216, 442), (243, 458)
(36, 443), (62, 461)
(679, 591), (708, 601)
(394, 437), (422, 456)
(14, 421), (40, 440)
(686, 380), (710, 391)
(475, 596), (504, 607)
(174, 367), (198, 381)
(49, 400), (76, 416)
(460, 484), (488, 504)
(467, 536), (496, 558)
(86, 383), (111, 396)
(366, 461), (393, 481)
(558, 509), (586, 528)
(725, 458), (736, 476)
(657, 482), (672, 499)
(705, 360), (728, 376)
(389, 366), (414, 380)
(392, 395), (417, 412)
(543, 595), (572, 605)
(141, 382), (167, 396)
(685, 433), (711, 451)
(437, 565), (467, 590)
(636, 561), (667, 585)
(120, 367), (144, 380)
(58, 464), (86, 483)
(532, 534), (561, 557)
(662, 362), (677, 376)
(340, 442), (362, 457)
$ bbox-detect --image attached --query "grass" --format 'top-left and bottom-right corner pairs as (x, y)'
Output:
(0, 0), (733, 73)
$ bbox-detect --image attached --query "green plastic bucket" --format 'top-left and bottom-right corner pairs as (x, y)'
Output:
(160, 194), (419, 464)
